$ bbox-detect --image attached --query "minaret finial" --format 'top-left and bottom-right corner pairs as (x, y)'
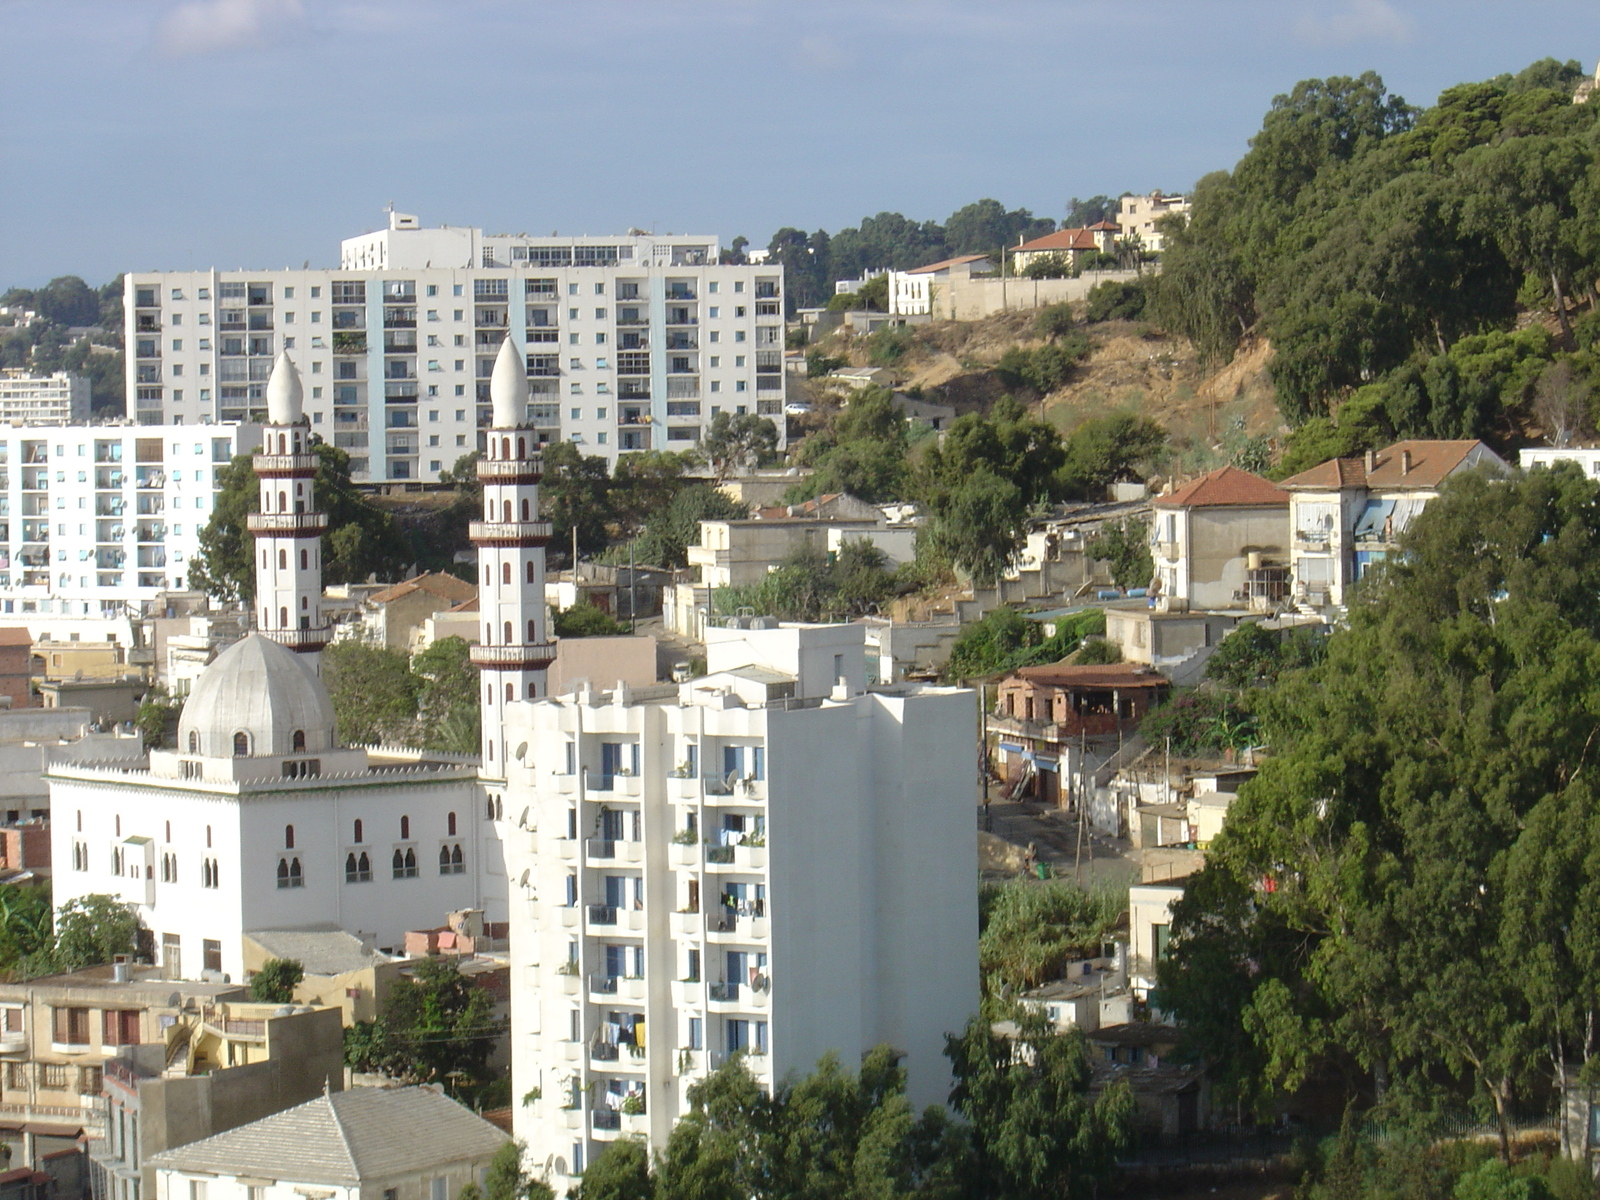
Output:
(265, 351), (303, 425)
(490, 334), (529, 429)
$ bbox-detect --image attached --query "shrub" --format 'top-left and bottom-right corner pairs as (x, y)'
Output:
(1084, 279), (1148, 323)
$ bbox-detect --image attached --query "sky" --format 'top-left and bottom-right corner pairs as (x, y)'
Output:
(2, 0), (1599, 288)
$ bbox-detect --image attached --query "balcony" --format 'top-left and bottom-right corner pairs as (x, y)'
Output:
(587, 772), (642, 798)
(467, 519), (552, 546)
(252, 453), (319, 476)
(705, 843), (766, 872)
(671, 979), (702, 1007)
(475, 458), (544, 483)
(247, 512), (330, 535)
(592, 1109), (621, 1132)
(671, 910), (701, 937)
(469, 642), (556, 670)
(588, 973), (619, 996)
(261, 626), (333, 652)
(585, 838), (643, 866)
(708, 982), (740, 1004)
(586, 904), (644, 935)
(669, 841), (699, 868)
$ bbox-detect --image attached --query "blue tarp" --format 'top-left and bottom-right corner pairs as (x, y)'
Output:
(1353, 498), (1396, 542)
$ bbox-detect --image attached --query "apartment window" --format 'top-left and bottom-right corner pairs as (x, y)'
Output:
(594, 308), (606, 320)
(568, 308), (579, 320)
(204, 940), (222, 973)
(427, 284), (438, 296)
(709, 331), (720, 343)
(734, 281), (745, 292)
(710, 356), (720, 368)
(393, 847), (419, 879)
(709, 307), (719, 319)
(5, 1062), (25, 1091)
(283, 287), (294, 298)
(276, 857), (304, 888)
(688, 1016), (703, 1050)
(38, 1063), (68, 1090)
(52, 1006), (90, 1047)
(595, 332), (606, 345)
(346, 851), (373, 883)
(102, 1009), (140, 1046)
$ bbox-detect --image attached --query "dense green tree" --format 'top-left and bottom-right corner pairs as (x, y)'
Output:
(189, 445), (409, 602)
(1084, 517), (1153, 590)
(345, 957), (502, 1098)
(944, 199), (1053, 258)
(1203, 622), (1326, 690)
(610, 451), (698, 537)
(0, 885), (54, 977)
(701, 413), (779, 482)
(1083, 279), (1149, 323)
(411, 636), (480, 753)
(627, 484), (748, 569)
(919, 397), (1066, 509)
(715, 540), (896, 623)
(944, 608), (1105, 681)
(1064, 196), (1117, 227)
(979, 879), (1122, 995)
(249, 958), (304, 1003)
(552, 603), (626, 638)
(993, 338), (1092, 395)
(945, 1013), (1133, 1200)
(321, 640), (421, 746)
(53, 895), (139, 972)
(540, 441), (615, 563)
(1159, 465), (1600, 1154)
(926, 470), (1026, 587)
(135, 683), (181, 749)
(573, 1141), (653, 1200)
(1058, 415), (1168, 499)
(794, 387), (911, 503)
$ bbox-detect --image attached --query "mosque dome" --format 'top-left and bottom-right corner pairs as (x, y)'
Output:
(265, 351), (304, 425)
(489, 334), (529, 428)
(178, 634), (336, 758)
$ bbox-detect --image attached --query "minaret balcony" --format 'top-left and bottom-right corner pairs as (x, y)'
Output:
(261, 625), (333, 651)
(470, 643), (556, 669)
(468, 519), (552, 546)
(248, 512), (330, 536)
(252, 453), (320, 477)
(476, 458), (544, 483)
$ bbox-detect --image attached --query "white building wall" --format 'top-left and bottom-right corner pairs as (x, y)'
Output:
(503, 627), (977, 1191)
(0, 371), (92, 424)
(126, 225), (785, 481)
(0, 422), (255, 610)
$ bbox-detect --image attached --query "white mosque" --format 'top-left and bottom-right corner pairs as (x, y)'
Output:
(46, 350), (519, 983)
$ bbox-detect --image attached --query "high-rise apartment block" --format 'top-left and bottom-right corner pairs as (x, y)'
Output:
(124, 213), (787, 482)
(0, 421), (255, 611)
(0, 369), (91, 425)
(496, 620), (978, 1185)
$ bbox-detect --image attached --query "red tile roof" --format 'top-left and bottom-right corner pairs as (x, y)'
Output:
(1279, 440), (1494, 491)
(1086, 220), (1122, 232)
(367, 571), (477, 607)
(906, 254), (991, 275)
(0, 630), (32, 647)
(1153, 466), (1288, 509)
(1014, 227), (1103, 253)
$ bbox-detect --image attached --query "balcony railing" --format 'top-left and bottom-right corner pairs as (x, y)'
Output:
(468, 519), (553, 544)
(475, 458), (544, 482)
(252, 453), (319, 475)
(587, 904), (619, 926)
(589, 973), (619, 995)
(709, 982), (739, 1002)
(247, 512), (330, 535)
(261, 625), (333, 651)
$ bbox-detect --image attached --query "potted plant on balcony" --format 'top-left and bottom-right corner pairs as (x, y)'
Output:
(621, 1093), (646, 1115)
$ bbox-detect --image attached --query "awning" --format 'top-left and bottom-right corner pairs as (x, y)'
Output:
(998, 742), (1024, 754)
(22, 1123), (82, 1138)
(1352, 498), (1396, 542)
(1390, 497), (1427, 536)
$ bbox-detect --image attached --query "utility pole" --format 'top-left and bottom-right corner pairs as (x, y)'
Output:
(628, 538), (636, 634)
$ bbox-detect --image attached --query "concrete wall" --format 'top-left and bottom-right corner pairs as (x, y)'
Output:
(934, 270), (1142, 321)
(549, 636), (657, 697)
(1169, 505), (1288, 609)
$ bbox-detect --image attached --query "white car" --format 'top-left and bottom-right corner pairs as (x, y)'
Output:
(784, 401), (813, 415)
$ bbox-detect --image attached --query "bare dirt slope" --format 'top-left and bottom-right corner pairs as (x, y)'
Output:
(816, 310), (1284, 466)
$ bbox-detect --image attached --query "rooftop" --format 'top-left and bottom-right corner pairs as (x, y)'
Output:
(245, 928), (392, 977)
(1014, 228), (1105, 253)
(147, 1085), (508, 1185)
(1279, 440), (1494, 491)
(367, 572), (477, 607)
(904, 253), (991, 275)
(1153, 465), (1288, 509)
(1008, 662), (1171, 690)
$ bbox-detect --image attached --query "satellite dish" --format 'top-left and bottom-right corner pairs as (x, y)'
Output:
(516, 741), (528, 760)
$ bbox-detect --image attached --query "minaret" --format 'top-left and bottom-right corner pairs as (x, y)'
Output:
(471, 335), (555, 774)
(247, 352), (331, 660)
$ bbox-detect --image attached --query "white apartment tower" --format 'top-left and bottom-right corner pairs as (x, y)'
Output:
(473, 336), (556, 770)
(249, 353), (331, 657)
(500, 622), (979, 1187)
(125, 214), (786, 482)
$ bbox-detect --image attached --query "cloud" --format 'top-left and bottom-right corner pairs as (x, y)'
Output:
(1295, 0), (1413, 46)
(156, 0), (306, 57)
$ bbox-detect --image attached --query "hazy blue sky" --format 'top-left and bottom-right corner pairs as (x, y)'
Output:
(3, 0), (1598, 287)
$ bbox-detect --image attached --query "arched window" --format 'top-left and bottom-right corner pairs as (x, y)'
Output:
(206, 824), (212, 848)
(302, 596), (308, 610)
(503, 621), (512, 643)
(279, 606), (288, 626)
(447, 811), (457, 836)
(528, 683), (537, 699)
(278, 549), (287, 569)
(517, 437), (526, 458)
(486, 497), (494, 520)
(439, 845), (452, 874)
(487, 740), (494, 760)
(486, 797), (495, 820)
(502, 437), (511, 459)
(521, 498), (530, 520)
(115, 815), (121, 836)
(503, 499), (512, 522)
(76, 810), (81, 832)
(289, 858), (303, 887)
(485, 622), (493, 643)
(452, 844), (464, 872)
(486, 685), (493, 706)
(292, 729), (305, 751)
(484, 564), (491, 585)
(284, 824), (295, 850)
(392, 848), (406, 878)
(233, 731), (249, 756)
(526, 560), (535, 583)
(400, 815), (410, 840)
(502, 562), (511, 585)
(276, 858), (290, 888)
(278, 489), (287, 512)
(345, 852), (358, 882)
(165, 821), (171, 842)
(353, 818), (363, 843)
(528, 619), (537, 642)
(505, 682), (514, 702)
(188, 730), (199, 753)
(404, 847), (417, 874)
(358, 851), (371, 878)
(301, 549), (308, 569)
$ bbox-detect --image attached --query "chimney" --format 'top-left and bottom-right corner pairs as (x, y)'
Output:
(1401, 449), (1412, 476)
(1364, 449), (1375, 474)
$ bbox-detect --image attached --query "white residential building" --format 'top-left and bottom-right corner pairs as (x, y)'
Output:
(0, 420), (256, 611)
(125, 212), (786, 481)
(1521, 445), (1600, 477)
(1116, 192), (1192, 253)
(497, 619), (979, 1186)
(0, 369), (91, 424)
(47, 357), (497, 985)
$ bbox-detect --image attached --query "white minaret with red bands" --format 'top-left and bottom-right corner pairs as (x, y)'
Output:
(471, 334), (555, 774)
(248, 352), (331, 661)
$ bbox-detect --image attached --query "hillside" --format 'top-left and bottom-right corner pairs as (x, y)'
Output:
(801, 308), (1284, 477)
